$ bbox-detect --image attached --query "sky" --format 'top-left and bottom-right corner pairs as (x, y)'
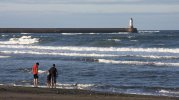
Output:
(0, 0), (179, 30)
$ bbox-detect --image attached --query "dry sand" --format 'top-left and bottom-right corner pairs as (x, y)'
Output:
(0, 85), (178, 100)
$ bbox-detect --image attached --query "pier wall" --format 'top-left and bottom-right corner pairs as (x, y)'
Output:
(0, 28), (138, 33)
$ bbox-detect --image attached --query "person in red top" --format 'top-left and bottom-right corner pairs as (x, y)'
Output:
(32, 62), (39, 87)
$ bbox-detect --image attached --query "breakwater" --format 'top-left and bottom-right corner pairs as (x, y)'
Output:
(0, 28), (138, 33)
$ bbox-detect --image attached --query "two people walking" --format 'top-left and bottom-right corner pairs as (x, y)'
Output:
(32, 63), (58, 88)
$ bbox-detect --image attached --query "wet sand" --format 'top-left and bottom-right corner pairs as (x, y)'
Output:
(0, 85), (177, 100)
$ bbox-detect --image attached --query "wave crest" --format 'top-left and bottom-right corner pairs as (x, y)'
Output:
(0, 36), (39, 45)
(98, 59), (179, 67)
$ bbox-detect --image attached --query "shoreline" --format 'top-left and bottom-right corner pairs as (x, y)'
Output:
(0, 85), (178, 100)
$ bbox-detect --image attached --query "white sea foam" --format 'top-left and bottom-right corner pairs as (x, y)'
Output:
(61, 32), (128, 35)
(0, 83), (95, 90)
(1, 50), (117, 57)
(1, 34), (8, 37)
(89, 33), (97, 34)
(128, 36), (133, 39)
(1, 49), (178, 59)
(1, 45), (179, 54)
(21, 33), (31, 35)
(98, 59), (179, 67)
(56, 83), (95, 89)
(159, 90), (170, 93)
(159, 89), (179, 95)
(61, 33), (100, 35)
(1, 45), (179, 58)
(0, 36), (39, 45)
(139, 30), (160, 33)
(133, 55), (179, 59)
(0, 56), (10, 58)
(61, 33), (83, 35)
(38, 70), (46, 74)
(108, 39), (121, 42)
(116, 32), (129, 34)
(130, 40), (138, 42)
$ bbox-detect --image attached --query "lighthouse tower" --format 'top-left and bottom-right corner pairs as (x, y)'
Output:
(129, 18), (134, 28)
(127, 18), (137, 33)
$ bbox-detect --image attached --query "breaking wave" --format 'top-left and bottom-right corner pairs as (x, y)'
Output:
(1, 50), (117, 57)
(0, 56), (10, 58)
(1, 45), (179, 59)
(56, 83), (95, 90)
(0, 36), (39, 45)
(159, 89), (179, 97)
(61, 33), (84, 35)
(61, 32), (129, 35)
(1, 45), (179, 54)
(108, 39), (121, 42)
(98, 59), (179, 67)
(139, 30), (160, 33)
(21, 33), (31, 35)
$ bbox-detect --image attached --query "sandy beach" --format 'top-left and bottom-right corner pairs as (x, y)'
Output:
(0, 85), (178, 100)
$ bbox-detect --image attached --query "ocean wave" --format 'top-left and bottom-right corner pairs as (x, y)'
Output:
(1, 45), (179, 59)
(159, 89), (179, 97)
(17, 68), (32, 73)
(61, 32), (128, 35)
(0, 36), (39, 45)
(21, 33), (31, 35)
(159, 89), (179, 94)
(130, 55), (179, 59)
(56, 83), (95, 90)
(139, 30), (160, 33)
(98, 59), (179, 67)
(61, 33), (83, 35)
(0, 82), (95, 90)
(1, 34), (8, 37)
(1, 45), (179, 54)
(108, 39), (121, 42)
(61, 32), (99, 35)
(0, 56), (10, 58)
(1, 51), (117, 57)
(17, 68), (47, 74)
(1, 49), (178, 59)
(130, 40), (138, 42)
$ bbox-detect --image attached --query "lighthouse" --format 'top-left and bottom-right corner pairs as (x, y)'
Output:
(127, 18), (138, 33)
(129, 18), (133, 28)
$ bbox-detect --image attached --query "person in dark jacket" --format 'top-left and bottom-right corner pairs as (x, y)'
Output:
(49, 64), (58, 88)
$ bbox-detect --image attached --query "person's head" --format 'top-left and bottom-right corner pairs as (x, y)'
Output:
(36, 62), (39, 65)
(53, 64), (55, 67)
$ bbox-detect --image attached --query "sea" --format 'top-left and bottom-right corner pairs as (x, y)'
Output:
(0, 30), (179, 97)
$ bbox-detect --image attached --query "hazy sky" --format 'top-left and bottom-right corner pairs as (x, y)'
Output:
(0, 0), (179, 30)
